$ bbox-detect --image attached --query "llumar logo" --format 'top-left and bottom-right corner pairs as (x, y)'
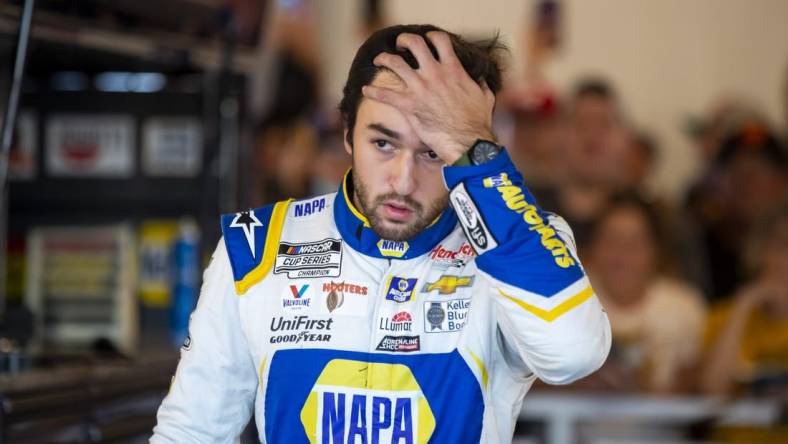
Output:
(300, 359), (435, 443)
(484, 173), (575, 268)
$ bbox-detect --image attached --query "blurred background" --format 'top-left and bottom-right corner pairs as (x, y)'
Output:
(0, 0), (787, 442)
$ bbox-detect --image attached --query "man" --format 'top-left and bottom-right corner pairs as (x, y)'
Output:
(540, 78), (631, 250)
(152, 24), (610, 443)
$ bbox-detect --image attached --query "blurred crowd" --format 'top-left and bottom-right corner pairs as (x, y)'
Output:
(251, 1), (788, 400)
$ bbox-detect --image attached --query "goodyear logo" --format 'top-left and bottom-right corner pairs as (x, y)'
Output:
(377, 239), (409, 258)
(300, 359), (435, 443)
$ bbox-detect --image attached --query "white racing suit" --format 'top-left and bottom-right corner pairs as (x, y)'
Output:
(151, 150), (611, 443)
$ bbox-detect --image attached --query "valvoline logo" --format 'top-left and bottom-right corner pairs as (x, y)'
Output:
(290, 285), (309, 298)
(300, 359), (435, 443)
(281, 284), (312, 311)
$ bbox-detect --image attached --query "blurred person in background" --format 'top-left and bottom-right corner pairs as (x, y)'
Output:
(498, 0), (566, 196)
(252, 0), (322, 119)
(585, 194), (707, 393)
(309, 116), (352, 196)
(500, 82), (565, 198)
(253, 116), (319, 206)
(621, 130), (656, 194)
(534, 78), (631, 251)
(622, 128), (714, 299)
(249, 0), (323, 207)
(702, 202), (788, 397)
(359, 0), (387, 38)
(689, 120), (787, 301)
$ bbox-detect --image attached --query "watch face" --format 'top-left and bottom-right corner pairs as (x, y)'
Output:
(471, 141), (501, 165)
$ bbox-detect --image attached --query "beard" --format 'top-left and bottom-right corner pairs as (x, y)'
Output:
(351, 169), (448, 242)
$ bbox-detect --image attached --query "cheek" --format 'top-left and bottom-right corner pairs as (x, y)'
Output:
(415, 165), (447, 199)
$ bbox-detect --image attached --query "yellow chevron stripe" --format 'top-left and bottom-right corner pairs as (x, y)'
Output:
(467, 349), (488, 389)
(499, 285), (594, 322)
(342, 170), (371, 227)
(235, 199), (292, 295)
(259, 354), (267, 383)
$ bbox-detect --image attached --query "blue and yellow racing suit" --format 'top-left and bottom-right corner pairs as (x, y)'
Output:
(151, 150), (611, 443)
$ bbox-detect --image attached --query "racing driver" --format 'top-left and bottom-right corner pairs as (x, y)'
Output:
(152, 24), (611, 443)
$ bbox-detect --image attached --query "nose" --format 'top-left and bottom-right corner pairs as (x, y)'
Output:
(388, 152), (416, 196)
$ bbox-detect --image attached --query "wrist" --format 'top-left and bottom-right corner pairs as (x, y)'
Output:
(445, 130), (496, 165)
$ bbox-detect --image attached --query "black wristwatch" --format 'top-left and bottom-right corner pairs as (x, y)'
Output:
(452, 139), (502, 167)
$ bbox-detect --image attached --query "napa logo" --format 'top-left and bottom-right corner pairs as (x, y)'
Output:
(487, 176), (576, 269)
(294, 197), (327, 217)
(300, 359), (435, 443)
(377, 239), (409, 258)
(482, 173), (512, 188)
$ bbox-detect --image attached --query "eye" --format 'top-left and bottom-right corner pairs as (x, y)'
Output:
(372, 139), (392, 150)
(420, 149), (442, 163)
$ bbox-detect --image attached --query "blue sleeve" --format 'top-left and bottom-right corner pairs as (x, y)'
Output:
(443, 149), (584, 296)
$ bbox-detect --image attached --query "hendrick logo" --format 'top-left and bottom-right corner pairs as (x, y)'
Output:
(430, 242), (475, 266)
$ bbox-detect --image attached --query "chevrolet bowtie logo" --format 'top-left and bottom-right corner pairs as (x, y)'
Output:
(423, 275), (474, 295)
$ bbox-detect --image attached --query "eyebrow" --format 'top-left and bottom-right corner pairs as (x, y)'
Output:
(367, 123), (401, 140)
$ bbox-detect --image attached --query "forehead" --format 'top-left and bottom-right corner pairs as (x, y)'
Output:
(573, 95), (615, 117)
(354, 71), (417, 139)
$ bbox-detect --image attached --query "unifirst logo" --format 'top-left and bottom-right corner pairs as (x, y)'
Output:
(300, 359), (435, 443)
(483, 173), (576, 268)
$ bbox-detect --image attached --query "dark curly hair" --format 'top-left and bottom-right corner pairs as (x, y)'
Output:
(338, 24), (506, 146)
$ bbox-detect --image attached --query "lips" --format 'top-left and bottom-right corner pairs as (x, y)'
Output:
(382, 201), (414, 221)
